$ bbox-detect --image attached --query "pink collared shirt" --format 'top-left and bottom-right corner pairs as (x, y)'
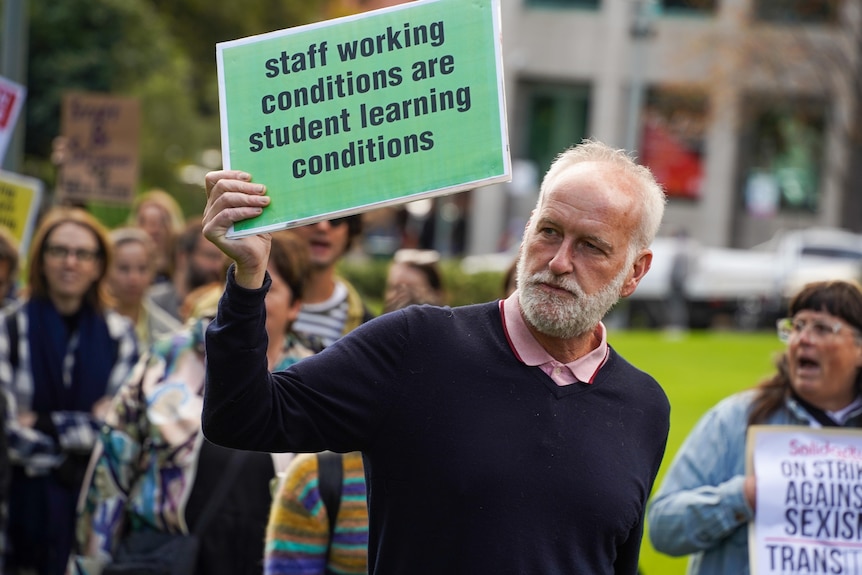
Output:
(500, 291), (609, 386)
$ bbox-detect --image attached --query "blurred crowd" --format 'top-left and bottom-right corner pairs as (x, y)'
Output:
(0, 188), (482, 575)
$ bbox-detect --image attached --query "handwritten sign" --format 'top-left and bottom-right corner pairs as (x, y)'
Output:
(57, 92), (140, 205)
(0, 170), (43, 258)
(216, 0), (509, 237)
(748, 425), (862, 574)
(0, 76), (26, 164)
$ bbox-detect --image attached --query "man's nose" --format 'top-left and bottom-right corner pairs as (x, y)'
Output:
(547, 244), (574, 275)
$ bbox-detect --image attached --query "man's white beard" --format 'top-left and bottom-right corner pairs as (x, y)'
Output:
(516, 257), (629, 338)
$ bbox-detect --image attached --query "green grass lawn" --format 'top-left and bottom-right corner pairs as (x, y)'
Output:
(610, 329), (786, 575)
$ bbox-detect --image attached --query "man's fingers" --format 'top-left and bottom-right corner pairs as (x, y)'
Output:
(203, 176), (269, 222)
(206, 204), (266, 233)
(207, 177), (266, 200)
(204, 170), (253, 196)
(205, 188), (270, 223)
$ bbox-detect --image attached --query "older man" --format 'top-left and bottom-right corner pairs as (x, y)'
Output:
(201, 140), (669, 574)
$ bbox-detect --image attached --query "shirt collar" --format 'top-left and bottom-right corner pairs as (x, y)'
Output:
(829, 397), (862, 425)
(500, 291), (608, 386)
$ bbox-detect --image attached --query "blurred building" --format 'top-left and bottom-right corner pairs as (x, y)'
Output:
(349, 0), (862, 255)
(489, 0), (862, 252)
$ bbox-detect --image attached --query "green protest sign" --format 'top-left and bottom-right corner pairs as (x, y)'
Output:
(217, 0), (509, 237)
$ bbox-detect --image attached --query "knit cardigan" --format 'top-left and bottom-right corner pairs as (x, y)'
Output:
(265, 451), (368, 575)
(204, 271), (670, 575)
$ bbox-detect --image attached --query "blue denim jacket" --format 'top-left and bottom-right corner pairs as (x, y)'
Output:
(647, 389), (862, 575)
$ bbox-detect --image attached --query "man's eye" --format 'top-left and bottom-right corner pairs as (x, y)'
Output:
(581, 241), (604, 254)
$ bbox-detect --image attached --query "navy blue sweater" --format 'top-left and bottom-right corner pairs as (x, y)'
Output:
(204, 271), (670, 574)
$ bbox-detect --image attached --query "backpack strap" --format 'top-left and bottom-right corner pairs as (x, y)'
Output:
(316, 451), (344, 556)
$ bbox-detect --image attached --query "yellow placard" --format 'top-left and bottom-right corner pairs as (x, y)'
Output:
(0, 170), (43, 257)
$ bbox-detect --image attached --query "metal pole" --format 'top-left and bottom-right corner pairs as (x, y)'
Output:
(1, 0), (29, 173)
(624, 0), (656, 156)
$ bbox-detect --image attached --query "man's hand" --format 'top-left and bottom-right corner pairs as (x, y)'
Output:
(202, 170), (272, 288)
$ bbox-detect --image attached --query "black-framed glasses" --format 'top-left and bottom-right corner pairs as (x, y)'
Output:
(776, 316), (858, 343)
(44, 245), (101, 262)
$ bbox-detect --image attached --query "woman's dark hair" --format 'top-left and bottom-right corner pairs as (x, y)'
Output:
(327, 215), (363, 251)
(393, 249), (444, 293)
(400, 262), (443, 293)
(269, 231), (312, 304)
(748, 280), (862, 425)
(344, 215), (363, 245)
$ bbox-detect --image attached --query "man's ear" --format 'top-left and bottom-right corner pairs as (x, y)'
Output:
(619, 249), (652, 299)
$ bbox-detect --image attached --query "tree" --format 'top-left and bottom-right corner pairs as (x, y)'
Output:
(145, 0), (331, 118)
(20, 0), (203, 215)
(15, 0), (334, 220)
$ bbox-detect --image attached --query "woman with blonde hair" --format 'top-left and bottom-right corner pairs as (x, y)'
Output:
(2, 207), (138, 574)
(107, 227), (181, 349)
(128, 189), (184, 284)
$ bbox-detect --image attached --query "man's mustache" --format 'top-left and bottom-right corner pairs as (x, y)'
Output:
(526, 271), (583, 298)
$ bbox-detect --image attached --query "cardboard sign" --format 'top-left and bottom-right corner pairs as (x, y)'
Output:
(216, 0), (509, 237)
(0, 76), (26, 164)
(57, 92), (140, 205)
(747, 425), (862, 574)
(0, 170), (44, 258)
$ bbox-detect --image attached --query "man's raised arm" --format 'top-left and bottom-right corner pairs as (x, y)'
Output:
(200, 170), (276, 449)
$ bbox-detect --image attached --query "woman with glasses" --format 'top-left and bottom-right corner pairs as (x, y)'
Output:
(1, 207), (138, 575)
(647, 279), (862, 575)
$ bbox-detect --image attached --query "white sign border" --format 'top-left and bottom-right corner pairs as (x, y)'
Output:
(216, 0), (510, 238)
